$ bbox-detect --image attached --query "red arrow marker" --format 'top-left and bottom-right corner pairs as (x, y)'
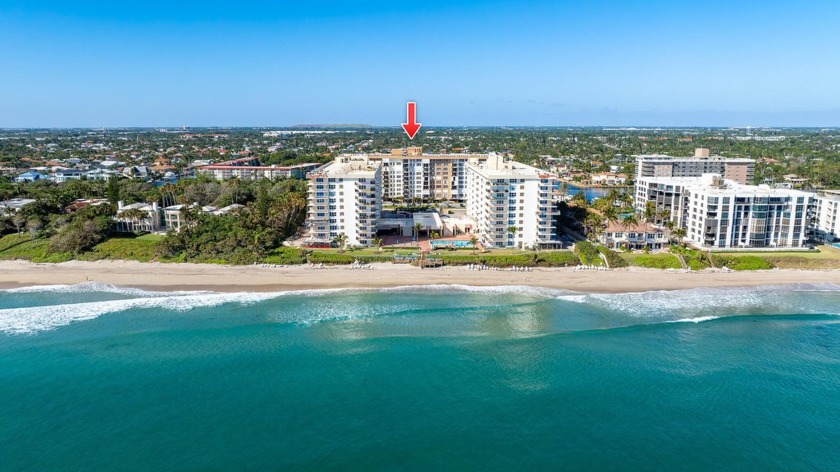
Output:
(401, 101), (422, 139)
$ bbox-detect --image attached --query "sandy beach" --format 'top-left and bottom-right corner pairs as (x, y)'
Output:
(0, 260), (837, 293)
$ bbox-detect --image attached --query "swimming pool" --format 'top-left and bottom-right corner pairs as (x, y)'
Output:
(832, 242), (840, 249)
(430, 240), (474, 248)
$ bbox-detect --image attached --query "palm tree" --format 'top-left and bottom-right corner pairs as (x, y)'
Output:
(507, 226), (518, 248)
(469, 235), (479, 255)
(621, 213), (639, 232)
(606, 188), (621, 206)
(413, 222), (423, 241)
(656, 209), (671, 226)
(333, 233), (348, 253)
(602, 206), (620, 226)
(570, 191), (588, 208)
(643, 201), (657, 222)
(671, 227), (687, 246)
(119, 208), (149, 233)
(372, 236), (383, 252)
(584, 213), (604, 241)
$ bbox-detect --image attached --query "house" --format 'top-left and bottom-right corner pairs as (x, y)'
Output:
(115, 201), (163, 233)
(54, 169), (84, 183)
(15, 171), (48, 183)
(0, 198), (36, 214)
(163, 203), (246, 231)
(122, 166), (150, 180)
(590, 172), (628, 186)
(64, 198), (109, 213)
(599, 221), (668, 250)
(85, 168), (121, 181)
(151, 156), (176, 173)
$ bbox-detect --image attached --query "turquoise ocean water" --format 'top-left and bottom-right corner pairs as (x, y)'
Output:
(1, 283), (839, 471)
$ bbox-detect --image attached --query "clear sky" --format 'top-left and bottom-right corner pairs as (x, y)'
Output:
(2, 0), (839, 127)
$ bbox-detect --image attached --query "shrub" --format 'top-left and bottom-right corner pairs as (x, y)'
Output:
(263, 247), (307, 265)
(78, 236), (160, 262)
(441, 253), (537, 267)
(631, 254), (682, 269)
(536, 251), (580, 267)
(308, 252), (356, 264)
(712, 255), (774, 271)
(596, 246), (628, 268)
(574, 241), (604, 266)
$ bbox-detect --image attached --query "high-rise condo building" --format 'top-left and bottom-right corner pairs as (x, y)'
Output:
(465, 154), (560, 249)
(306, 155), (382, 247)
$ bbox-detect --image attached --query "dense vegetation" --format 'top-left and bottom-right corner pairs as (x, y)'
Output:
(0, 176), (307, 263)
(573, 241), (604, 266)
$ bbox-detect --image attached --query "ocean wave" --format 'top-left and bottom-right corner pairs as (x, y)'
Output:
(2, 282), (838, 335)
(556, 283), (840, 320)
(375, 284), (574, 298)
(0, 291), (290, 335)
(0, 281), (206, 297)
(667, 316), (721, 324)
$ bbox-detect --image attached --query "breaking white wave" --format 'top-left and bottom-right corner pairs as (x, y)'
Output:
(0, 281), (206, 297)
(2, 282), (838, 335)
(377, 284), (573, 298)
(0, 292), (288, 335)
(667, 316), (721, 324)
(556, 283), (840, 320)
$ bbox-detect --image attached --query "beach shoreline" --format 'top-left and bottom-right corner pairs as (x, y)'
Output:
(0, 260), (837, 294)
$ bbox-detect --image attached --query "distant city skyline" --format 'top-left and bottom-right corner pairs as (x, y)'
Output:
(2, 0), (840, 127)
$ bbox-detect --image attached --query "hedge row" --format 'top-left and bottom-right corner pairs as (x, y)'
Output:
(307, 252), (397, 264)
(307, 252), (357, 264)
(441, 253), (537, 267)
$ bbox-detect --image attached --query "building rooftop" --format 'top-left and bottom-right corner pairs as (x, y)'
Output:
(603, 221), (659, 233)
(467, 154), (554, 180)
(0, 198), (36, 212)
(314, 155), (380, 177)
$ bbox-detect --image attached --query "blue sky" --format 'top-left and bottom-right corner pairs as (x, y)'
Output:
(1, 0), (839, 127)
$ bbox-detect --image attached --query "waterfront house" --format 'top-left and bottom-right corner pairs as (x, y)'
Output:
(599, 221), (668, 250)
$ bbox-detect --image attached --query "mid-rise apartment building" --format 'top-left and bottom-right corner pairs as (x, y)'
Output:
(306, 155), (382, 247)
(634, 176), (697, 227)
(367, 147), (490, 202)
(465, 154), (560, 249)
(682, 175), (814, 249)
(635, 148), (755, 184)
(196, 157), (320, 180)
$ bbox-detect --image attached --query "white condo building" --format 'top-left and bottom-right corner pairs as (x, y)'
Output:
(306, 155), (382, 247)
(812, 191), (840, 242)
(465, 154), (560, 249)
(681, 175), (814, 249)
